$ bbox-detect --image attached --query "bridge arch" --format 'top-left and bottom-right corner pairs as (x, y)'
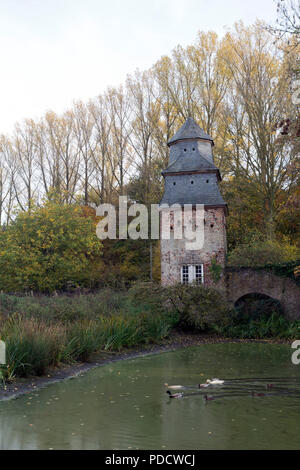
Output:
(225, 268), (300, 321)
(234, 292), (283, 318)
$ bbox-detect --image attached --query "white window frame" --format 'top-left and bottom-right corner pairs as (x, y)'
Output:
(181, 265), (204, 285)
(181, 265), (189, 285)
(195, 264), (204, 284)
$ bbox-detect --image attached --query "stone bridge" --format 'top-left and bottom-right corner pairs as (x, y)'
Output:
(224, 268), (300, 321)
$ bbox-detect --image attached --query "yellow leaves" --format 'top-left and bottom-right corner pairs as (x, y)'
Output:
(195, 31), (218, 57)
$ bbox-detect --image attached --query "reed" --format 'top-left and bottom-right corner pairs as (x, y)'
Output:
(0, 289), (176, 380)
(217, 312), (300, 339)
(2, 315), (65, 377)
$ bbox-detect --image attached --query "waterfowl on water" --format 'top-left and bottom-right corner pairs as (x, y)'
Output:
(164, 383), (185, 390)
(204, 394), (215, 401)
(206, 378), (225, 385)
(165, 379), (224, 390)
(166, 390), (184, 399)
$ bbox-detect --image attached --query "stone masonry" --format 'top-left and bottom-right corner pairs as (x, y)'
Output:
(225, 268), (300, 321)
(160, 117), (228, 287)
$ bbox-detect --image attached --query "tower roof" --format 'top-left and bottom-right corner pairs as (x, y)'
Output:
(162, 152), (220, 178)
(168, 117), (214, 147)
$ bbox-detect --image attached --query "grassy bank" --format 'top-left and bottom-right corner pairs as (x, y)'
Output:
(0, 285), (299, 383)
(0, 289), (177, 382)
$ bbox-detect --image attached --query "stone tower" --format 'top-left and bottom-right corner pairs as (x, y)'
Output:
(160, 117), (228, 286)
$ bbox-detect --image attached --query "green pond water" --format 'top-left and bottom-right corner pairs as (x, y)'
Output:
(0, 343), (300, 450)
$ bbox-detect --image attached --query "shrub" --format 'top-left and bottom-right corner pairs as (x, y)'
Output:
(128, 282), (167, 315)
(165, 284), (231, 332)
(209, 257), (223, 284)
(129, 281), (230, 332)
(0, 201), (102, 293)
(228, 239), (300, 268)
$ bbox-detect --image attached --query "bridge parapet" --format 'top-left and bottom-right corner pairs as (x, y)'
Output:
(224, 267), (300, 321)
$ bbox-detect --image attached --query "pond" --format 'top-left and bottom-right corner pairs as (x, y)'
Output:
(0, 343), (299, 450)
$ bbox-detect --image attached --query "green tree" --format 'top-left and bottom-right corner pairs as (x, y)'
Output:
(0, 201), (102, 292)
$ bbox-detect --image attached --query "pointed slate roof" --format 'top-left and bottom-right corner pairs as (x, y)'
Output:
(162, 152), (220, 178)
(167, 117), (214, 147)
(160, 189), (227, 208)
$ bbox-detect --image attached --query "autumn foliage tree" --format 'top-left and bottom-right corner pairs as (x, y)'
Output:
(0, 201), (102, 292)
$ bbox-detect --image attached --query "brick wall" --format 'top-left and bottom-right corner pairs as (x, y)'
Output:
(161, 207), (227, 287)
(225, 268), (300, 321)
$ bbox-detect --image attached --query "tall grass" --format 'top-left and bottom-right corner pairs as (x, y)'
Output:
(0, 290), (126, 323)
(98, 316), (144, 351)
(63, 321), (100, 362)
(2, 315), (65, 377)
(0, 289), (176, 380)
(215, 312), (300, 340)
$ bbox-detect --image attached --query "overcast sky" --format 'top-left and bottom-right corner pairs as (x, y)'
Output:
(0, 0), (278, 134)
